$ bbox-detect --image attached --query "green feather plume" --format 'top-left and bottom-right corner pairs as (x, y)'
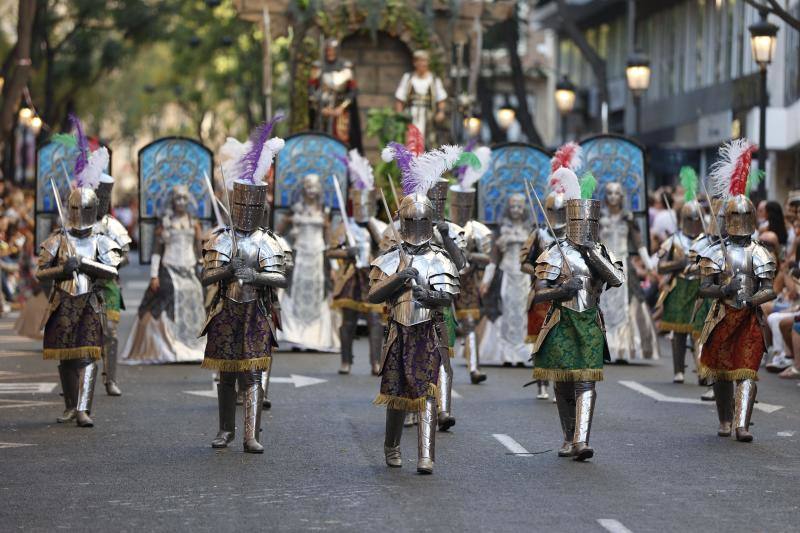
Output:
(745, 169), (764, 197)
(453, 151), (481, 170)
(579, 172), (597, 200)
(51, 133), (77, 148)
(679, 166), (698, 202)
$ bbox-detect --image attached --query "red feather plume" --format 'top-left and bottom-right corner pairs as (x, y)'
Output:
(550, 141), (581, 173)
(729, 144), (756, 196)
(405, 124), (425, 156)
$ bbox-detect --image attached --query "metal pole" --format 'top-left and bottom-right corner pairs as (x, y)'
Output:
(262, 7), (272, 121)
(561, 113), (568, 144)
(757, 65), (768, 199)
(634, 95), (642, 136)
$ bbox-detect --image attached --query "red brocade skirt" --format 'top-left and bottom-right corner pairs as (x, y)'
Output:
(526, 302), (550, 343)
(699, 305), (764, 381)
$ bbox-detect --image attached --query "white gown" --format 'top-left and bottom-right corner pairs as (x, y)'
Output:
(276, 205), (340, 352)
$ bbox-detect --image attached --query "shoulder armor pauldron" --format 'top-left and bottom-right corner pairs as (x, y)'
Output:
(752, 242), (777, 278)
(371, 248), (401, 276)
(203, 228), (233, 260)
(96, 234), (123, 267)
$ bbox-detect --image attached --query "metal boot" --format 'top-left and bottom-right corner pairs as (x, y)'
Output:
(367, 313), (383, 376)
(572, 382), (596, 461)
(672, 333), (687, 383)
(465, 330), (486, 384)
(103, 319), (122, 396)
(733, 379), (757, 442)
(243, 383), (264, 454)
(261, 364), (272, 410)
(338, 311), (356, 375)
(57, 362), (78, 423)
(384, 408), (405, 467)
(211, 376), (236, 448)
(713, 381), (734, 437)
(404, 411), (418, 427)
(554, 382), (576, 457)
(75, 362), (97, 428)
(437, 360), (455, 431)
(417, 396), (437, 474)
(536, 380), (550, 400)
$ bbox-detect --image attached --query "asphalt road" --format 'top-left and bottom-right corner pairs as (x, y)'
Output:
(2, 262), (799, 532)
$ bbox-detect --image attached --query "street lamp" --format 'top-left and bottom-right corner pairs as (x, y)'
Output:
(18, 107), (33, 127)
(626, 51), (651, 135)
(30, 116), (43, 135)
(497, 98), (516, 131)
(555, 75), (576, 143)
(463, 115), (482, 138)
(749, 9), (779, 184)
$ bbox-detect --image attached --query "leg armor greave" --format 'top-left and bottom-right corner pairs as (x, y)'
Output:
(339, 310), (358, 374)
(211, 372), (237, 448)
(733, 379), (757, 442)
(75, 360), (97, 427)
(103, 318), (122, 396)
(537, 380), (550, 400)
(572, 381), (596, 461)
(712, 380), (734, 436)
(465, 328), (486, 384)
(671, 333), (687, 381)
(57, 362), (78, 423)
(367, 312), (383, 376)
(260, 364), (272, 410)
(437, 359), (455, 431)
(417, 395), (437, 474)
(384, 408), (405, 467)
(241, 371), (264, 453)
(554, 382), (576, 457)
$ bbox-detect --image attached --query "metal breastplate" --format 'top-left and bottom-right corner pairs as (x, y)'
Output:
(57, 233), (97, 296)
(223, 230), (264, 303)
(719, 242), (755, 309)
(672, 233), (699, 280)
(321, 68), (351, 100)
(352, 224), (373, 269)
(391, 249), (441, 326)
(560, 244), (603, 312)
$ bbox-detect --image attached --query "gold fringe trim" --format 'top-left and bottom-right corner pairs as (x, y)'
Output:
(201, 356), (272, 373)
(448, 347), (455, 358)
(331, 298), (384, 314)
(455, 309), (480, 321)
(659, 321), (694, 334)
(532, 368), (604, 382)
(373, 384), (438, 411)
(106, 310), (121, 322)
(697, 365), (758, 382)
(43, 346), (102, 361)
(525, 334), (539, 344)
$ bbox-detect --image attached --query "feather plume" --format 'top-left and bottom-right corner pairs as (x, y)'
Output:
(75, 146), (108, 190)
(405, 145), (464, 196)
(237, 115), (284, 184)
(458, 146), (492, 190)
(346, 149), (374, 191)
(405, 124), (425, 156)
(679, 166), (698, 202)
(219, 137), (247, 189)
(550, 142), (582, 172)
(382, 142), (414, 185)
(549, 167), (580, 201)
(69, 113), (89, 176)
(579, 172), (597, 200)
(746, 169), (765, 197)
(708, 138), (756, 199)
(51, 133), (77, 148)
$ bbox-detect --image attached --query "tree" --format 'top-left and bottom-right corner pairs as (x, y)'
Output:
(0, 1), (37, 150)
(743, 0), (800, 31)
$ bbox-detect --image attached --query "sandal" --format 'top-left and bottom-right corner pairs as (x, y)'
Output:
(778, 366), (800, 379)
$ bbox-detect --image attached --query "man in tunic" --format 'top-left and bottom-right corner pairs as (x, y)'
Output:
(394, 50), (448, 147)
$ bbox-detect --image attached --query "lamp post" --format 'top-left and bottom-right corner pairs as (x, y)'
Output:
(463, 115), (482, 138)
(497, 96), (516, 132)
(626, 51), (651, 135)
(554, 75), (576, 144)
(749, 9), (778, 186)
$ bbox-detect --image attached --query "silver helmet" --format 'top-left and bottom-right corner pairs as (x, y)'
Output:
(427, 179), (449, 221)
(724, 195), (756, 237)
(448, 186), (475, 227)
(231, 181), (268, 232)
(566, 199), (600, 246)
(399, 193), (434, 246)
(349, 188), (374, 224)
(544, 191), (567, 233)
(680, 200), (703, 238)
(67, 187), (98, 232)
(95, 174), (114, 219)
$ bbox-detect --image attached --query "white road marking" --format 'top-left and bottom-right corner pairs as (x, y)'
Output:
(0, 382), (58, 394)
(0, 442), (37, 449)
(0, 322), (14, 330)
(492, 434), (531, 455)
(777, 431), (795, 437)
(0, 350), (39, 358)
(597, 519), (634, 533)
(0, 399), (59, 409)
(125, 280), (150, 290)
(0, 335), (39, 344)
(185, 375), (327, 398)
(619, 380), (783, 413)
(451, 389), (462, 399)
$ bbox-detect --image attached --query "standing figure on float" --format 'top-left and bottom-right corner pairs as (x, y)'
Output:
(394, 50), (448, 147)
(598, 181), (659, 362)
(276, 173), (340, 352)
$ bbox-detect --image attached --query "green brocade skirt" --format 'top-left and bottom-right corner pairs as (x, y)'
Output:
(660, 277), (700, 333)
(532, 305), (604, 382)
(97, 279), (122, 321)
(443, 306), (456, 348)
(692, 298), (713, 339)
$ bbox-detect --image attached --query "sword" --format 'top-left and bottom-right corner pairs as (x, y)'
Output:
(700, 179), (730, 275)
(218, 166), (242, 286)
(530, 186), (573, 277)
(386, 174), (401, 211)
(379, 187), (419, 288)
(330, 174), (356, 248)
(523, 180), (540, 229)
(202, 171), (224, 226)
(50, 176), (80, 285)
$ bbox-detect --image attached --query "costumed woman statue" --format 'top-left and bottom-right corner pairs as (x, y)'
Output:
(328, 150), (386, 375)
(121, 185), (206, 364)
(371, 143), (466, 475)
(696, 139), (775, 442)
(521, 142), (580, 400)
(531, 169), (625, 461)
(394, 50), (448, 147)
(479, 193), (534, 366)
(276, 173), (340, 352)
(200, 120), (288, 453)
(655, 167), (704, 383)
(598, 181), (659, 362)
(36, 140), (121, 428)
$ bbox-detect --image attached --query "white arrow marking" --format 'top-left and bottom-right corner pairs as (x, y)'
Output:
(184, 375), (327, 397)
(0, 382), (58, 394)
(619, 381), (783, 413)
(0, 399), (60, 409)
(492, 433), (532, 455)
(777, 431), (795, 437)
(0, 442), (37, 449)
(598, 519), (634, 533)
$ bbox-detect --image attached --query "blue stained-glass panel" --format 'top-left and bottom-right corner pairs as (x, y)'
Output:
(477, 143), (551, 225)
(578, 135), (646, 212)
(273, 133), (348, 209)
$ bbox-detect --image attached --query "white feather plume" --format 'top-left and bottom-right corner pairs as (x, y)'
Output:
(253, 137), (285, 184)
(347, 149), (374, 190)
(220, 137), (247, 189)
(77, 146), (109, 190)
(407, 145), (464, 195)
(458, 146), (492, 191)
(707, 138), (753, 199)
(381, 145), (396, 163)
(549, 167), (580, 201)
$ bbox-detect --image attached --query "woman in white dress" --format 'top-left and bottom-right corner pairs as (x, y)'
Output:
(121, 186), (206, 364)
(276, 174), (339, 352)
(478, 194), (533, 366)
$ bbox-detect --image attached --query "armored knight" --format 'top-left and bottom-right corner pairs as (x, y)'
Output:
(696, 139), (776, 443)
(449, 145), (493, 385)
(37, 139), (121, 428)
(328, 150), (387, 375)
(531, 170), (625, 461)
(394, 50), (448, 147)
(656, 167), (704, 384)
(599, 181), (659, 362)
(309, 38), (362, 150)
(520, 143), (580, 400)
(200, 122), (288, 454)
(370, 190), (460, 475)
(121, 185), (206, 365)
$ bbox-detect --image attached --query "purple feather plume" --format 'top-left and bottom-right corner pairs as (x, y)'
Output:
(386, 142), (415, 193)
(237, 114), (283, 183)
(69, 113), (89, 177)
(454, 139), (478, 178)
